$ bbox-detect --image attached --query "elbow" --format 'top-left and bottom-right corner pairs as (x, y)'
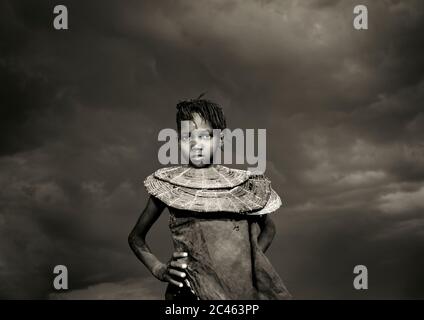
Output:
(127, 232), (138, 249)
(266, 217), (277, 238)
(128, 231), (146, 250)
(128, 233), (134, 249)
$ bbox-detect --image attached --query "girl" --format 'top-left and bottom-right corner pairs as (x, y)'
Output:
(128, 97), (291, 300)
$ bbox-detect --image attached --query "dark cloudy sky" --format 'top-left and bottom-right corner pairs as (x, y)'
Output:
(1, 0), (424, 299)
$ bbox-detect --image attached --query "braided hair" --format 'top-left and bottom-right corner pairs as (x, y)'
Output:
(176, 93), (227, 131)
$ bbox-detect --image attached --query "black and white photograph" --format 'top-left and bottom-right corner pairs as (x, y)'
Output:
(1, 0), (423, 305)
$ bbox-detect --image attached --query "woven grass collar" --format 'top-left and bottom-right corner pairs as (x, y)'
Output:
(144, 165), (282, 215)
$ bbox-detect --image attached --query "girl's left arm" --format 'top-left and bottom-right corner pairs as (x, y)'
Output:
(257, 214), (276, 253)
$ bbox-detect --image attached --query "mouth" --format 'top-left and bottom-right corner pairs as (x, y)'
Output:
(190, 151), (205, 160)
(191, 153), (204, 159)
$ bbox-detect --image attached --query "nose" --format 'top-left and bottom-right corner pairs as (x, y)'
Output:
(190, 136), (202, 150)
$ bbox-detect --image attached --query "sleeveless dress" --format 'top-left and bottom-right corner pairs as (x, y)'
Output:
(144, 165), (291, 300)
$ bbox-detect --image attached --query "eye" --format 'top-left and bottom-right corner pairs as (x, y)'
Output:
(199, 133), (211, 140)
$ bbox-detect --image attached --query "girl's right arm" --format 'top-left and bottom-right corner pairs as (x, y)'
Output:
(128, 195), (188, 287)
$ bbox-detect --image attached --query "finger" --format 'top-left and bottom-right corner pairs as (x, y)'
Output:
(170, 260), (188, 269)
(169, 268), (186, 278)
(172, 252), (188, 259)
(184, 279), (191, 288)
(164, 274), (184, 288)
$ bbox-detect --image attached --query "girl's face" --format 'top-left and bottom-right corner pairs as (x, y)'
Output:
(180, 113), (222, 168)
